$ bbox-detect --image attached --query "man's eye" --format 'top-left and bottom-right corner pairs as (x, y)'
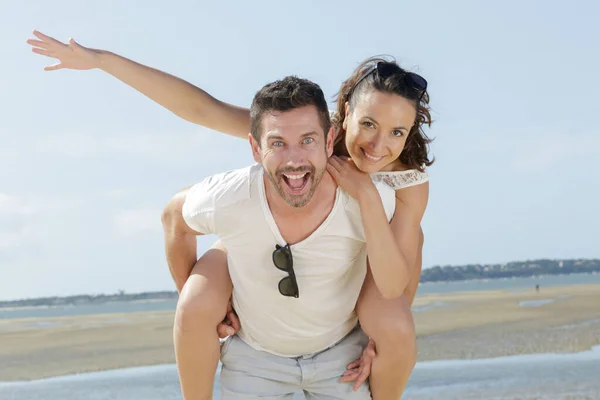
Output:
(303, 138), (314, 144)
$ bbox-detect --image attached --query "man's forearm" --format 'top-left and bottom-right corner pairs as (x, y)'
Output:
(164, 229), (198, 293)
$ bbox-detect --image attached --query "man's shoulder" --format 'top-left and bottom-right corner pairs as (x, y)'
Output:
(198, 164), (259, 201)
(182, 164), (261, 235)
(186, 164), (261, 212)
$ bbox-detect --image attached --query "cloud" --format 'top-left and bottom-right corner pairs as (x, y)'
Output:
(32, 128), (233, 164)
(0, 194), (38, 250)
(0, 227), (37, 251)
(0, 194), (37, 217)
(0, 192), (96, 252)
(510, 133), (600, 172)
(112, 207), (162, 238)
(98, 188), (138, 201)
(471, 131), (600, 172)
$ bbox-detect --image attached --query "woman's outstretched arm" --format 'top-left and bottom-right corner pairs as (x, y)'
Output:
(27, 30), (250, 138)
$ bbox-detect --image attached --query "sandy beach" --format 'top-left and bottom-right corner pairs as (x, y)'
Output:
(1, 283), (599, 382)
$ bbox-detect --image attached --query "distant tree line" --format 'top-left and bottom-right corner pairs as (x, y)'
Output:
(0, 290), (177, 309)
(2, 259), (599, 308)
(420, 258), (600, 283)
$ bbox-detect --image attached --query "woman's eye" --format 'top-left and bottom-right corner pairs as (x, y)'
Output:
(392, 130), (404, 137)
(362, 121), (375, 129)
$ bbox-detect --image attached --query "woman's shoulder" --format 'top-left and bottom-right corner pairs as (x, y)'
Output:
(370, 168), (429, 191)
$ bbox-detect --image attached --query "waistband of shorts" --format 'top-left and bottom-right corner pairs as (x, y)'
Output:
(297, 324), (360, 360)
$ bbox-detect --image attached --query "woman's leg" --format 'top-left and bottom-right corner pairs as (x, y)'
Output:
(357, 272), (417, 400)
(174, 240), (232, 400)
(357, 229), (424, 399)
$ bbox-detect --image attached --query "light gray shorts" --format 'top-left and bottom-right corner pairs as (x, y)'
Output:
(219, 326), (371, 399)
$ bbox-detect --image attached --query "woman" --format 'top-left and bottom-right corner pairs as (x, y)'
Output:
(27, 30), (433, 400)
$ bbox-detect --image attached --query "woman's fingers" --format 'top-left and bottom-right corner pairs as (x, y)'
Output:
(26, 39), (50, 50)
(326, 163), (339, 178)
(32, 30), (65, 48)
(69, 38), (85, 52)
(31, 47), (52, 57)
(44, 63), (64, 72)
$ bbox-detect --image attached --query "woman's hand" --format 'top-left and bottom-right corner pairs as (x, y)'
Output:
(26, 30), (101, 71)
(327, 155), (375, 201)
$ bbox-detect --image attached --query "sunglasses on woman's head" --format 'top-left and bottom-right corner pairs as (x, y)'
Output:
(272, 244), (299, 298)
(350, 61), (428, 102)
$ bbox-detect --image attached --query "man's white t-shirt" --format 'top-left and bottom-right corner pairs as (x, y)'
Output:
(182, 164), (395, 357)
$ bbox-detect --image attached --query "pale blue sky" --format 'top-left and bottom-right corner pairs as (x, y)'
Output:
(1, 0), (599, 300)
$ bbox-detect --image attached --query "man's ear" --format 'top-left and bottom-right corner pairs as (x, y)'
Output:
(343, 102), (351, 131)
(249, 133), (261, 163)
(326, 126), (335, 157)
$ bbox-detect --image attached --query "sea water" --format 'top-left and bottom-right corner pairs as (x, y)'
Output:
(2, 347), (599, 400)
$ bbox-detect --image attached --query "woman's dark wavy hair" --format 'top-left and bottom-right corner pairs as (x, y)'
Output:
(332, 56), (434, 171)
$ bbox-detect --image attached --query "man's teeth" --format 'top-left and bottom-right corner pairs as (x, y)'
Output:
(283, 172), (308, 180)
(363, 151), (383, 162)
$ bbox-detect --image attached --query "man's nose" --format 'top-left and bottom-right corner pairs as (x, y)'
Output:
(283, 147), (307, 167)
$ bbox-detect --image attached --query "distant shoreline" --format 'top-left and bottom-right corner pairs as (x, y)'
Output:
(1, 283), (599, 382)
(420, 258), (600, 283)
(0, 292), (178, 310)
(419, 270), (600, 285)
(0, 297), (176, 312)
(2, 265), (599, 309)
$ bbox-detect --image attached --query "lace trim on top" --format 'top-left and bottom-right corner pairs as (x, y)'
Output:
(370, 169), (429, 190)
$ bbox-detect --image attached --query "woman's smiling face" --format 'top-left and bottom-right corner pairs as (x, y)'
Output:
(343, 90), (417, 173)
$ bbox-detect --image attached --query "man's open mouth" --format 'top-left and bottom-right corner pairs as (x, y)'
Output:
(281, 172), (310, 193)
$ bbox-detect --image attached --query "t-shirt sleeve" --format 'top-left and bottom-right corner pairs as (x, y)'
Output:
(181, 178), (216, 234)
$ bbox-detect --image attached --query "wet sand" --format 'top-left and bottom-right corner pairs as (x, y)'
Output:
(412, 284), (600, 360)
(1, 283), (599, 381)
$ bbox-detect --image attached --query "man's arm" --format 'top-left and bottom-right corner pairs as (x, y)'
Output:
(163, 185), (241, 338)
(161, 186), (204, 293)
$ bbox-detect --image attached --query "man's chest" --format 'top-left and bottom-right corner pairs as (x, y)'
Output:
(272, 216), (324, 245)
(270, 203), (336, 245)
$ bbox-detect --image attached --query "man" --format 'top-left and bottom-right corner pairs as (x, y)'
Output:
(162, 76), (395, 399)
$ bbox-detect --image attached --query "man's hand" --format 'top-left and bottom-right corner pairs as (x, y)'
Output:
(26, 30), (101, 71)
(340, 338), (376, 391)
(216, 299), (240, 338)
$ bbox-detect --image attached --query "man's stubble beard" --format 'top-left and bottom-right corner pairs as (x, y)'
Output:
(264, 164), (327, 208)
